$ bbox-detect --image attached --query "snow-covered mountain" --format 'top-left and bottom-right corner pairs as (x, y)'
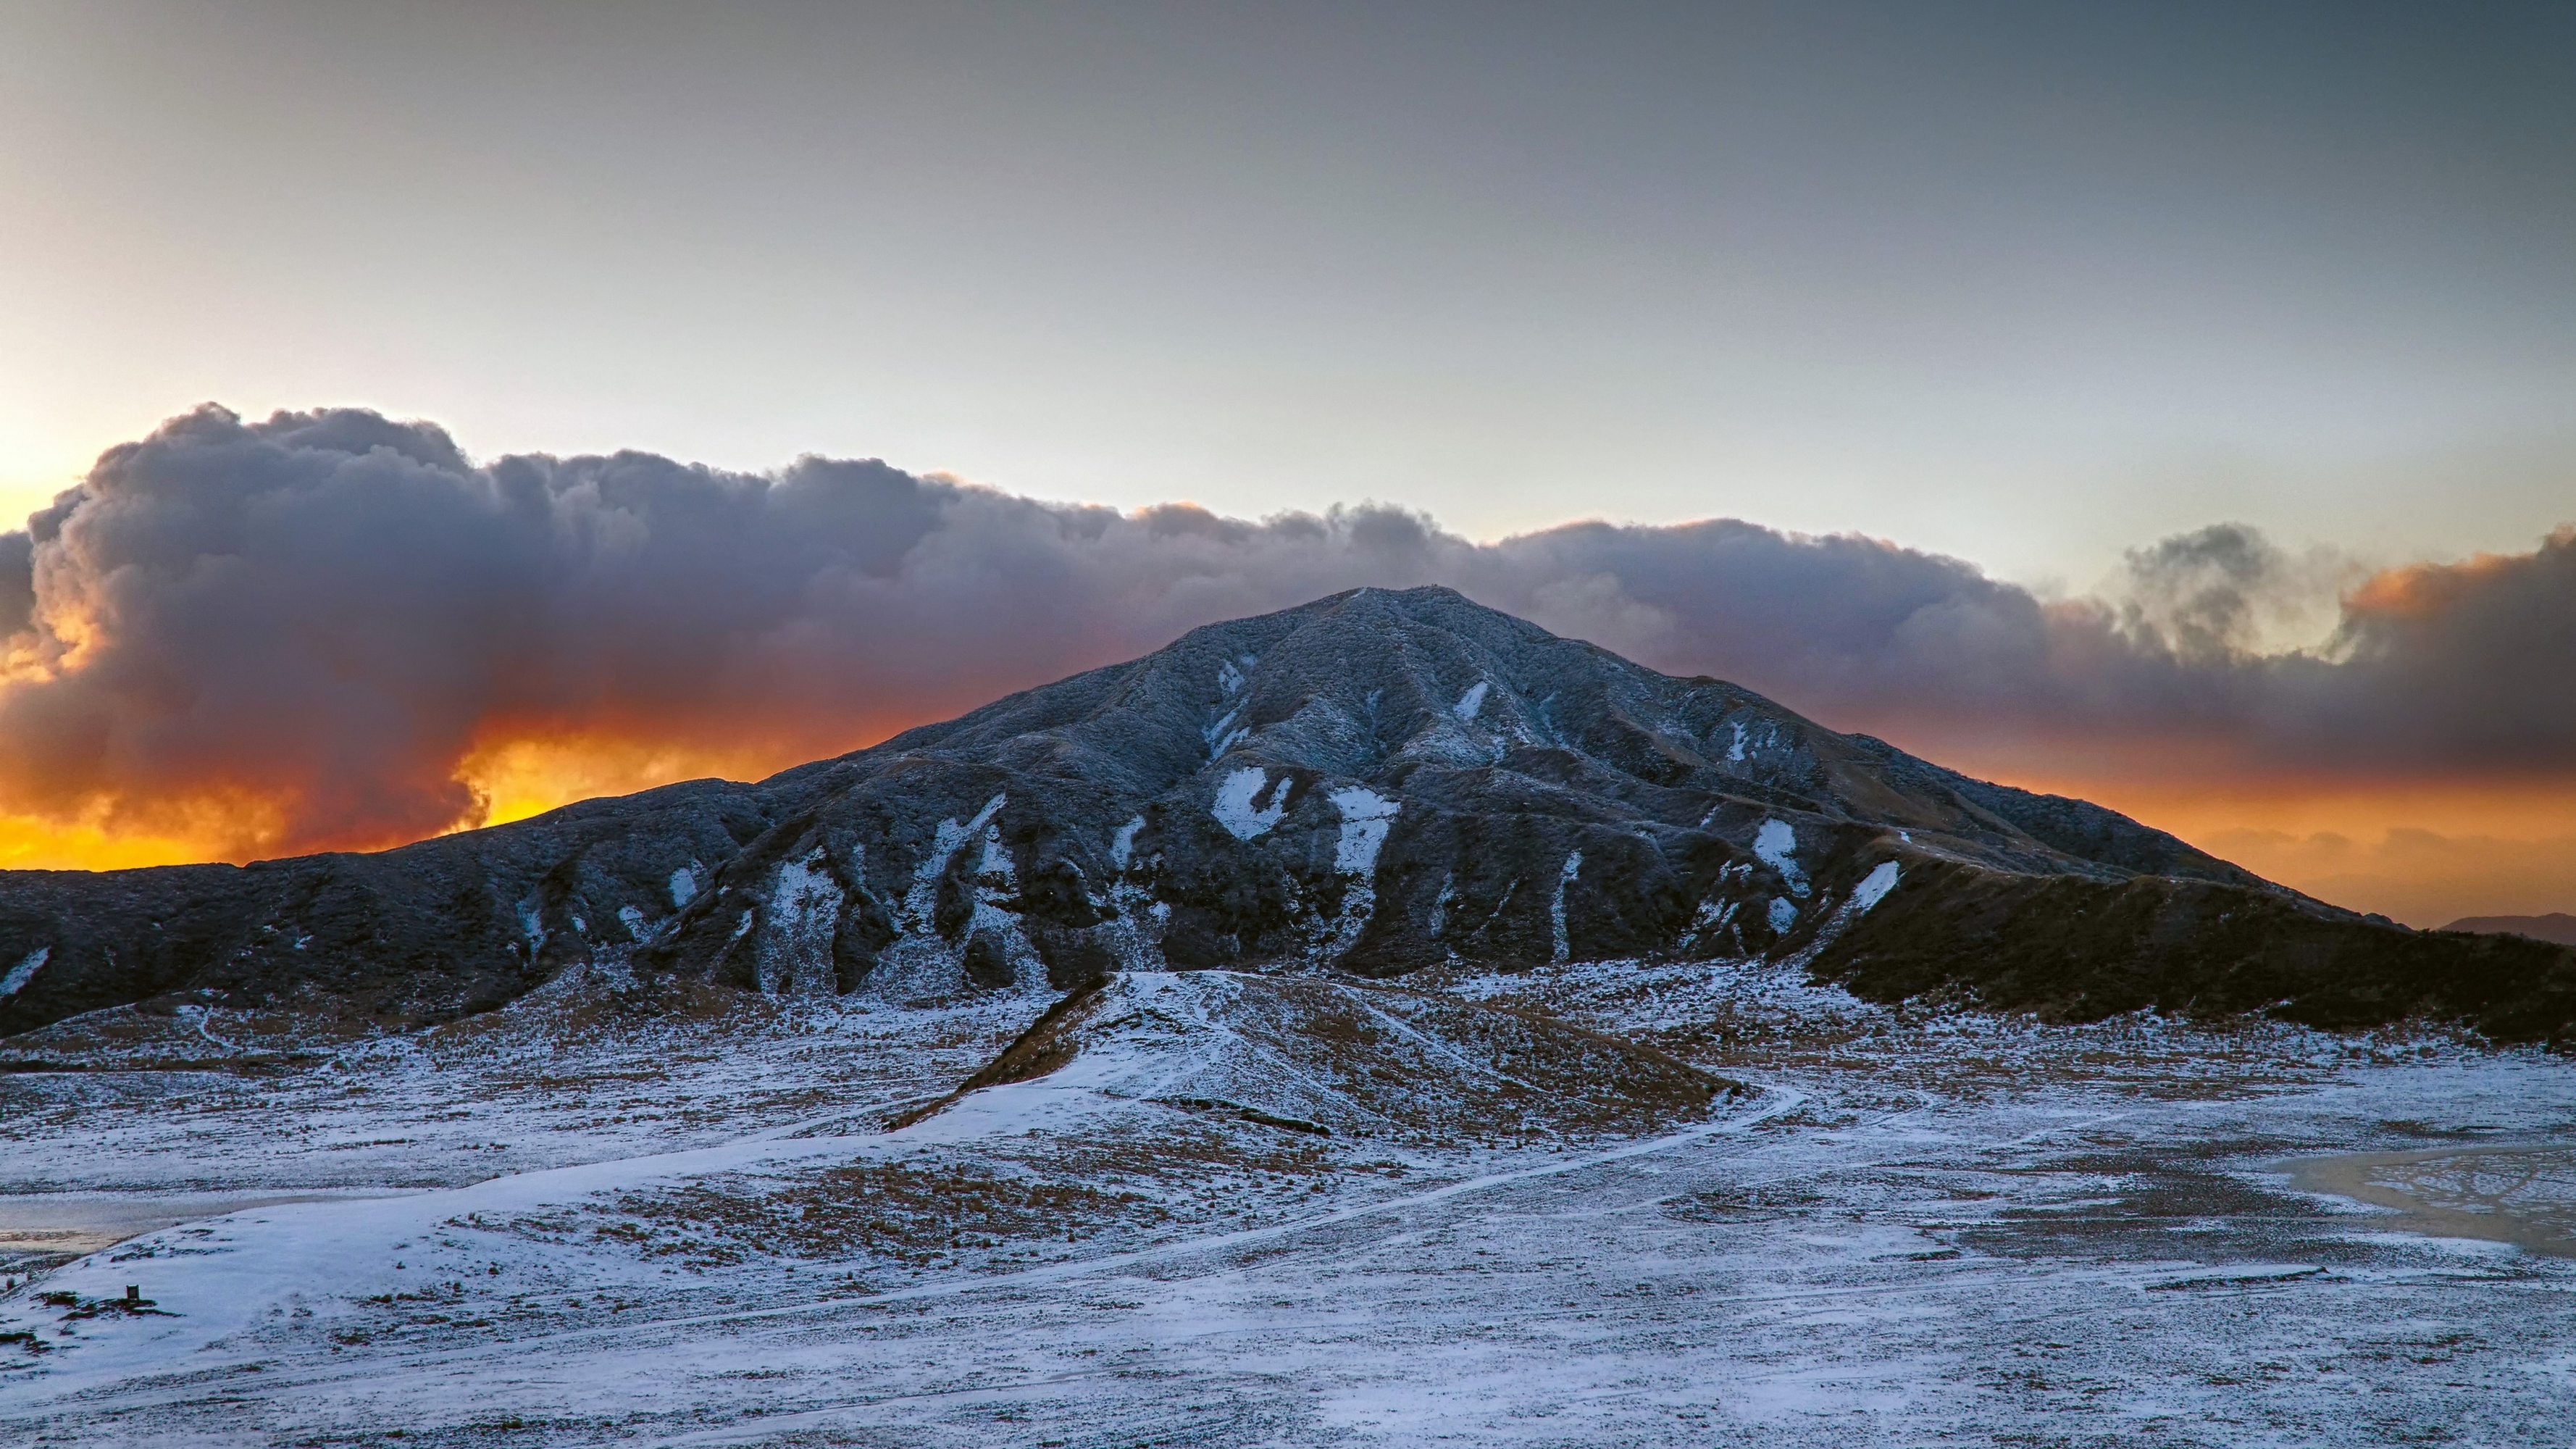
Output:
(2, 586), (2569, 1042)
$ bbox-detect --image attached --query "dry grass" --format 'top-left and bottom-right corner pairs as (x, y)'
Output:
(511, 1161), (1172, 1272)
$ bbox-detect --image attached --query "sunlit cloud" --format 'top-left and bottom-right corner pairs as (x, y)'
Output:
(1, 405), (2570, 925)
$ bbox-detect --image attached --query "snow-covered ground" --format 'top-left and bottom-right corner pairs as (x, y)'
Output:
(2, 960), (2572, 1446)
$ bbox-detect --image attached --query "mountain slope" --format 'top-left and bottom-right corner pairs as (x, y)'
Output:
(894, 969), (1739, 1142)
(1, 586), (2567, 1043)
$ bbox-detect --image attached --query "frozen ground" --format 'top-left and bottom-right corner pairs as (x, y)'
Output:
(2, 959), (2572, 1447)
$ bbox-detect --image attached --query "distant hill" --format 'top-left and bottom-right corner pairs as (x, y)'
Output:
(2444, 914), (2576, 947)
(4, 586), (2572, 1045)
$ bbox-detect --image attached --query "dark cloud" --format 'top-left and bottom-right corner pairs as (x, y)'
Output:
(1, 406), (2569, 858)
(2311, 529), (2576, 770)
(0, 531), (33, 639)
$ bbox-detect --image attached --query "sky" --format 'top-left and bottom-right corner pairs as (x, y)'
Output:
(0, 1), (2572, 925)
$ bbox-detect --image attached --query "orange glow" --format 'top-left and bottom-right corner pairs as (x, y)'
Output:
(2343, 545), (2531, 622)
(1977, 771), (2576, 927)
(0, 810), (255, 873)
(2, 727), (2569, 929)
(453, 733), (821, 830)
(0, 732), (857, 870)
(1994, 773), (2576, 847)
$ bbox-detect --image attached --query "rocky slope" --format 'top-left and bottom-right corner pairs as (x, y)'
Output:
(2, 585), (2569, 1043)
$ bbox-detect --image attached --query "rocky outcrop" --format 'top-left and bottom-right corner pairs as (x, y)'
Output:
(2, 585), (2567, 1043)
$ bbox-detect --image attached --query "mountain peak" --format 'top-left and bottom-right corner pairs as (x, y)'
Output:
(3, 592), (2568, 1044)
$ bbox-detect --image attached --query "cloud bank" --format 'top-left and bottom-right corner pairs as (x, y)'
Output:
(2, 405), (2571, 861)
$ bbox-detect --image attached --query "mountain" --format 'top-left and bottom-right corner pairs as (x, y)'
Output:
(1, 586), (2570, 1043)
(2445, 914), (2576, 947)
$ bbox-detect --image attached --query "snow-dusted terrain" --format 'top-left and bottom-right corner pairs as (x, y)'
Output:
(7, 586), (2570, 1448)
(4, 959), (2572, 1446)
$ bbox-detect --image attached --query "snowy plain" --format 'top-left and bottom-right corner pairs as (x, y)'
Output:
(1, 956), (2572, 1447)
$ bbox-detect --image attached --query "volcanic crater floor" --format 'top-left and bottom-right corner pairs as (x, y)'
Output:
(1, 960), (2572, 1448)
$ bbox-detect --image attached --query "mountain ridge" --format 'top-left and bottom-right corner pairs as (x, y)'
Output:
(2443, 914), (2576, 947)
(2, 585), (2569, 1043)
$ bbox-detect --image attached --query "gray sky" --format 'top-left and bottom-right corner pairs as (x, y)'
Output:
(4, 1), (2571, 586)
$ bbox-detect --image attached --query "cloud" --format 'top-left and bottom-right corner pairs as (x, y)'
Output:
(1464, 517), (2576, 787)
(1, 404), (2571, 861)
(2109, 522), (2364, 659)
(0, 532), (33, 639)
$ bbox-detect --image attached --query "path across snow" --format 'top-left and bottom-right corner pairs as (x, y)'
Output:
(3, 962), (2573, 1446)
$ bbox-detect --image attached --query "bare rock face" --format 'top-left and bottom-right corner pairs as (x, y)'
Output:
(2, 586), (2569, 1043)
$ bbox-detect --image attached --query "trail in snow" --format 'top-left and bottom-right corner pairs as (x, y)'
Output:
(4, 959), (2574, 1446)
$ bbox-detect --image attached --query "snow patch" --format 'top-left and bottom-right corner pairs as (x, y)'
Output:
(1217, 659), (1245, 696)
(1311, 788), (1401, 960)
(1100, 877), (1172, 973)
(1677, 898), (1739, 953)
(958, 826), (1042, 991)
(1202, 704), (1244, 759)
(871, 793), (1019, 997)
(1212, 768), (1290, 840)
(616, 905), (647, 940)
(1109, 815), (1146, 870)
(1754, 819), (1810, 897)
(1767, 896), (1799, 932)
(0, 945), (49, 999)
(667, 866), (699, 907)
(1551, 852), (1584, 964)
(1329, 787), (1399, 875)
(1452, 680), (1490, 723)
(930, 794), (1009, 869)
(757, 847), (845, 995)
(1850, 861), (1900, 915)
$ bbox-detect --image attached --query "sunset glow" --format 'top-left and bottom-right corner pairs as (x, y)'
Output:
(456, 733), (833, 832)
